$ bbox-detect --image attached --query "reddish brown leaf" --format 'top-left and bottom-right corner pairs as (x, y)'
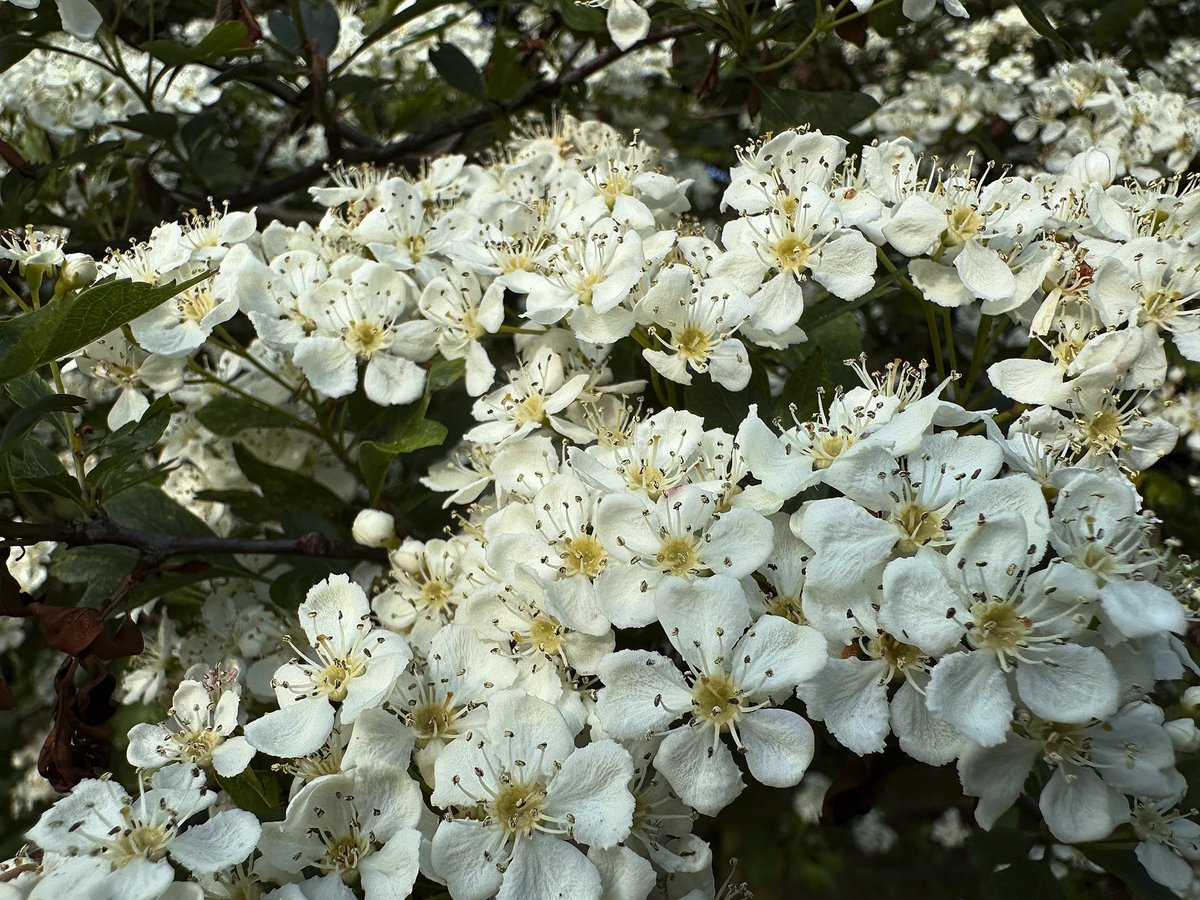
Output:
(835, 14), (868, 47)
(0, 139), (35, 177)
(29, 603), (103, 657)
(38, 662), (117, 791)
(89, 614), (145, 661)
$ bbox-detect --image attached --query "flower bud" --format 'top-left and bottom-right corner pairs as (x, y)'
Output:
(352, 508), (396, 548)
(1183, 686), (1200, 714)
(1064, 147), (1119, 187)
(61, 253), (98, 290)
(1166, 718), (1200, 753)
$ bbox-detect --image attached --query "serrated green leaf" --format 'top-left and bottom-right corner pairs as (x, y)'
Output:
(430, 43), (485, 98)
(760, 89), (880, 138)
(0, 391), (84, 456)
(104, 485), (216, 538)
(0, 275), (206, 385)
(195, 395), (304, 436)
(142, 22), (251, 66)
(233, 444), (348, 532)
(1014, 0), (1075, 59)
(216, 768), (283, 820)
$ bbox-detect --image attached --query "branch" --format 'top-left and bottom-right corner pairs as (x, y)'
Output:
(217, 24), (700, 209)
(0, 517), (387, 565)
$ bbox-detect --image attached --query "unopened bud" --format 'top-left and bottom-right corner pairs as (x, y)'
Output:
(1065, 147), (1119, 187)
(352, 508), (396, 548)
(1182, 686), (1200, 714)
(1166, 718), (1200, 753)
(61, 253), (98, 289)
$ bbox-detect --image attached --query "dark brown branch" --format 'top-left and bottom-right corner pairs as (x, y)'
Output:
(216, 24), (700, 209)
(0, 517), (387, 565)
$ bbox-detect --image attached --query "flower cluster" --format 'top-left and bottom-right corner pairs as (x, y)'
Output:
(3, 103), (1200, 899)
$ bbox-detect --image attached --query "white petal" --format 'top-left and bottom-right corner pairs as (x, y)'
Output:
(364, 354), (426, 406)
(605, 0), (650, 50)
(732, 616), (827, 697)
(655, 724), (745, 816)
(595, 650), (692, 738)
(243, 695), (335, 758)
(1040, 767), (1128, 844)
(881, 195), (945, 256)
(655, 575), (751, 672)
(212, 736), (256, 777)
(587, 846), (656, 900)
(501, 833), (601, 900)
(953, 240), (1016, 302)
(170, 809), (261, 874)
(546, 740), (635, 848)
(879, 552), (966, 655)
(925, 651), (1013, 747)
(431, 820), (504, 900)
(1015, 645), (1119, 725)
(359, 828), (422, 900)
(800, 657), (891, 755)
(739, 708), (814, 787)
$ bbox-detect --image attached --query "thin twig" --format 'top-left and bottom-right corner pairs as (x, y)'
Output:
(0, 517), (387, 564)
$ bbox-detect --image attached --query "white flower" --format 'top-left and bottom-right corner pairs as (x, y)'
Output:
(126, 680), (255, 777)
(245, 574), (411, 759)
(593, 483), (774, 627)
(257, 769), (423, 900)
(466, 346), (592, 445)
(595, 575), (827, 815)
(419, 268), (504, 395)
(958, 701), (1178, 843)
(430, 690), (636, 900)
(6, 540), (57, 594)
(27, 765), (260, 896)
(637, 266), (754, 390)
(1131, 799), (1200, 893)
(291, 261), (437, 406)
(882, 517), (1120, 747)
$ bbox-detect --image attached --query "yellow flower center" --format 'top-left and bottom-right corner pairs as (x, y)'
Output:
(771, 234), (812, 273)
(111, 824), (172, 867)
(345, 320), (388, 357)
(691, 674), (742, 730)
(674, 326), (713, 362)
(562, 534), (607, 578)
(490, 781), (548, 837)
(656, 536), (701, 576)
(967, 600), (1032, 654)
(892, 502), (945, 553)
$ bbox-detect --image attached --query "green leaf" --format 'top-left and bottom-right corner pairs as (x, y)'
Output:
(760, 89), (880, 138)
(141, 22), (251, 66)
(119, 112), (179, 140)
(195, 395), (304, 436)
(233, 444), (348, 532)
(51, 545), (140, 605)
(430, 43), (485, 99)
(104, 485), (216, 538)
(216, 768), (284, 820)
(773, 313), (863, 422)
(556, 0), (608, 33)
(0, 391), (84, 456)
(0, 34), (38, 75)
(981, 859), (1067, 900)
(485, 36), (531, 102)
(360, 417), (447, 505)
(1013, 0), (1075, 59)
(0, 275), (206, 385)
(1083, 848), (1178, 900)
(427, 356), (466, 393)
